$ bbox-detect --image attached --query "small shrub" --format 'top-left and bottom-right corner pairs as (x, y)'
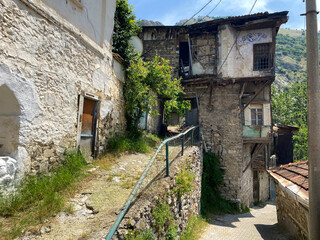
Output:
(124, 228), (155, 240)
(152, 200), (174, 234)
(180, 215), (208, 240)
(165, 223), (177, 240)
(241, 203), (250, 212)
(107, 133), (160, 154)
(174, 164), (194, 199)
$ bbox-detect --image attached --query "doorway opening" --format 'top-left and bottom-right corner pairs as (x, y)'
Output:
(0, 85), (20, 158)
(77, 93), (100, 157)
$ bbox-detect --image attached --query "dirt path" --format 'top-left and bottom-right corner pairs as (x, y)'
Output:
(199, 202), (291, 240)
(19, 151), (160, 240)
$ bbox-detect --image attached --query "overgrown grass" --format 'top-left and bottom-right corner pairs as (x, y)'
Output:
(0, 151), (87, 239)
(180, 215), (208, 240)
(201, 151), (239, 216)
(107, 133), (161, 154)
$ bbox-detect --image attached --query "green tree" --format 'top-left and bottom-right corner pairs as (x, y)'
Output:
(113, 0), (141, 64)
(272, 81), (308, 160)
(113, 0), (190, 136)
(125, 56), (190, 133)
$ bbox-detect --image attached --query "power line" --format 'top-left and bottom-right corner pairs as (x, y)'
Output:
(182, 0), (215, 26)
(217, 0), (258, 74)
(206, 0), (223, 17)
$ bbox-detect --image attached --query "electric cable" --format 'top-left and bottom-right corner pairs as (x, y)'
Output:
(206, 0), (223, 17)
(182, 0), (215, 26)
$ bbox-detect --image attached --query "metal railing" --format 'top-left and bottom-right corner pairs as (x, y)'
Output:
(105, 125), (200, 240)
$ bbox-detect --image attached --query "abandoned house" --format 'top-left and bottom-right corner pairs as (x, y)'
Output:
(0, 0), (126, 190)
(140, 11), (289, 206)
(268, 161), (309, 239)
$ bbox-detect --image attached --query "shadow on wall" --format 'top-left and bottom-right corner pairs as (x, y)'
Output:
(0, 84), (21, 158)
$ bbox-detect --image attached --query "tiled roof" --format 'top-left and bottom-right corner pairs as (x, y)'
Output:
(268, 161), (309, 206)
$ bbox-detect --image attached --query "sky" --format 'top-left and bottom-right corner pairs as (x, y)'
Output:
(128, 0), (320, 30)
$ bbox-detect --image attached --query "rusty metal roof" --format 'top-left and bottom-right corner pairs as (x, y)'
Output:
(268, 161), (309, 205)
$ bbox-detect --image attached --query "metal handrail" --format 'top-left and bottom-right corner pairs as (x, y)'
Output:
(105, 125), (200, 240)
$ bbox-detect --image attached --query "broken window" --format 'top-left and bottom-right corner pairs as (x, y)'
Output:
(251, 108), (263, 126)
(253, 43), (271, 70)
(179, 42), (190, 77)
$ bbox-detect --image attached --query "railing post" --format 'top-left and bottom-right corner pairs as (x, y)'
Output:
(182, 135), (185, 156)
(191, 129), (194, 146)
(166, 142), (169, 177)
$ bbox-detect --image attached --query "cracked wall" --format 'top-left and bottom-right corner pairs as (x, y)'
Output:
(0, 0), (125, 188)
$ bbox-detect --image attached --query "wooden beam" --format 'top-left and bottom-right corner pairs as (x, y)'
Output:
(239, 82), (247, 100)
(239, 80), (271, 114)
(243, 143), (265, 173)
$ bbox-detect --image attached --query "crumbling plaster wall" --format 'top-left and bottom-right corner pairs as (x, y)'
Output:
(218, 25), (273, 78)
(0, 0), (125, 185)
(198, 84), (243, 202)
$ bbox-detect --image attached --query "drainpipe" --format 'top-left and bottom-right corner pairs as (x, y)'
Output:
(304, 0), (320, 239)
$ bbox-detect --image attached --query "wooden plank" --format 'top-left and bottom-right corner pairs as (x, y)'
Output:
(239, 80), (270, 114)
(76, 94), (84, 150)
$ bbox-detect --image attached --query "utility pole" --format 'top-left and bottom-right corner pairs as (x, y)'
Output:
(305, 0), (320, 239)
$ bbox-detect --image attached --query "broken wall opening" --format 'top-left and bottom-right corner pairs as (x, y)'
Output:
(0, 85), (21, 158)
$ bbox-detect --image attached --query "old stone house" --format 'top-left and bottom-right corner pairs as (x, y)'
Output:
(0, 0), (126, 190)
(141, 11), (288, 206)
(268, 161), (309, 239)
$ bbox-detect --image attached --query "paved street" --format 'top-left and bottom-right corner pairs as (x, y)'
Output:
(199, 202), (291, 240)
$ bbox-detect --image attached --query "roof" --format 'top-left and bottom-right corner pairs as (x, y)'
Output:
(274, 123), (299, 132)
(142, 11), (288, 30)
(268, 161), (309, 206)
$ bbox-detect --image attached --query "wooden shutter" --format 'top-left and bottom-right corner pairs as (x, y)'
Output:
(263, 103), (271, 126)
(244, 105), (251, 126)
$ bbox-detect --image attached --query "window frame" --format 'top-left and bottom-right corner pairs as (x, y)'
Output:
(253, 43), (272, 71)
(251, 107), (263, 126)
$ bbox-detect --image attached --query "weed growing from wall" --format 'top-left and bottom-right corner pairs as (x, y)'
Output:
(201, 151), (238, 215)
(174, 162), (194, 200)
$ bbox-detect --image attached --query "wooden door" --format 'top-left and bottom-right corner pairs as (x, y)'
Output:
(77, 95), (99, 156)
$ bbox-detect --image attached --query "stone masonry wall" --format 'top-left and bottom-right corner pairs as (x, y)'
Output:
(275, 183), (309, 240)
(198, 84), (243, 202)
(0, 0), (125, 186)
(116, 146), (202, 239)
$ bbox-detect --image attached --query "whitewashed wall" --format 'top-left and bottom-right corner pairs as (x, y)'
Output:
(218, 25), (273, 78)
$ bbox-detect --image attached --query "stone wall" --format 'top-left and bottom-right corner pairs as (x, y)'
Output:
(0, 0), (125, 187)
(116, 146), (202, 239)
(274, 183), (309, 240)
(198, 84), (243, 202)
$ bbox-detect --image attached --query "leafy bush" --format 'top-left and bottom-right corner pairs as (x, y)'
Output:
(174, 164), (194, 199)
(152, 200), (176, 235)
(200, 151), (238, 216)
(180, 215), (208, 240)
(107, 133), (161, 154)
(124, 228), (155, 240)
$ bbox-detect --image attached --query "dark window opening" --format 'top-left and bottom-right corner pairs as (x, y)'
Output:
(179, 42), (190, 77)
(253, 43), (272, 70)
(251, 108), (263, 126)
